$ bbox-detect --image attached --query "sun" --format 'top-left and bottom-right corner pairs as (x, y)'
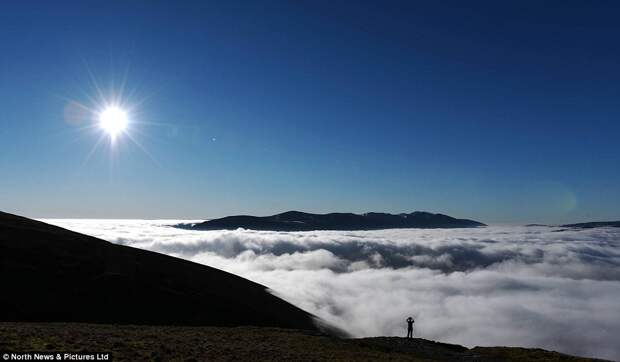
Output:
(99, 106), (128, 138)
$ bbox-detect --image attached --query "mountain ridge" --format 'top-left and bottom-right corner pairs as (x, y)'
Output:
(180, 210), (486, 231)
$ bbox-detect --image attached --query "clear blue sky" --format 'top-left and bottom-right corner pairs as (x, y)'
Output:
(1, 1), (619, 224)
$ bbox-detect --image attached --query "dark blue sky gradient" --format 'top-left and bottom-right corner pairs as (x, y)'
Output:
(1, 1), (619, 223)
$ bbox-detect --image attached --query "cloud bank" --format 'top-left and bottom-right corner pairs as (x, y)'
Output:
(43, 219), (620, 360)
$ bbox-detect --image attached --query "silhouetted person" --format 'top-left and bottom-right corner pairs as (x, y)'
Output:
(406, 317), (414, 339)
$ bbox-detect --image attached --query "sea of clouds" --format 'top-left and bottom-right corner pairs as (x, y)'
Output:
(41, 219), (620, 360)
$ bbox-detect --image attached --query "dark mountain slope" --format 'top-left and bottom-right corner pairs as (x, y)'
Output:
(0, 211), (320, 331)
(182, 211), (485, 231)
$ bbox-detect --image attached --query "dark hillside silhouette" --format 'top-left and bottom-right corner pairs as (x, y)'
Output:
(0, 211), (322, 331)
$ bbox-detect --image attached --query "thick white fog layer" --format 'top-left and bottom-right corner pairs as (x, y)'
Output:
(42, 219), (620, 360)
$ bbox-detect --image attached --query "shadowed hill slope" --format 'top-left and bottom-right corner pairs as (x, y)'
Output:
(0, 211), (320, 331)
(183, 211), (485, 231)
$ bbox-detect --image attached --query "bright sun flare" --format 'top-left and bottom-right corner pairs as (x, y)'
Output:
(99, 106), (128, 138)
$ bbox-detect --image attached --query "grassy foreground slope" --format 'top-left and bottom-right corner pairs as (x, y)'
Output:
(0, 322), (608, 362)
